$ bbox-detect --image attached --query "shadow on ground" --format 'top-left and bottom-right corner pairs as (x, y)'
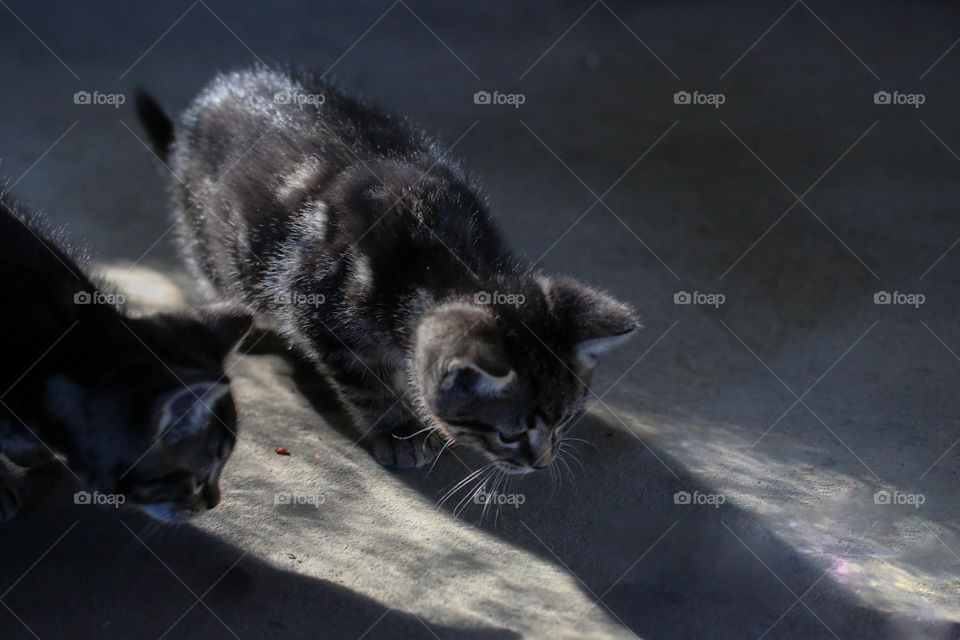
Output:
(0, 477), (518, 640)
(276, 346), (955, 639)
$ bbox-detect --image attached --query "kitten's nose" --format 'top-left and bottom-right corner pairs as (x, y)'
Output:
(202, 484), (221, 509)
(527, 431), (555, 469)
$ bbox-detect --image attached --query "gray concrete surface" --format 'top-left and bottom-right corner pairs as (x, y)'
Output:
(1, 1), (959, 638)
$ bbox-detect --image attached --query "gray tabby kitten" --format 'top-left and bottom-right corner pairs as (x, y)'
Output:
(0, 190), (252, 522)
(136, 66), (637, 474)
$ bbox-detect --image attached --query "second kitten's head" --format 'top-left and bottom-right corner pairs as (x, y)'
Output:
(414, 275), (637, 474)
(49, 305), (253, 521)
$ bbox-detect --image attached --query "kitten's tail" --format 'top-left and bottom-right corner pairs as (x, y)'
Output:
(134, 89), (174, 161)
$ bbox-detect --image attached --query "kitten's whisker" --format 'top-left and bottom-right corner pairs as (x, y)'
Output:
(570, 455), (587, 476)
(557, 444), (579, 472)
(480, 471), (502, 523)
(494, 471), (510, 523)
(562, 437), (597, 450)
(558, 440), (580, 455)
(396, 425), (438, 440)
(483, 472), (502, 522)
(493, 471), (510, 511)
(454, 468), (494, 518)
(479, 469), (502, 519)
(439, 473), (481, 508)
(445, 462), (492, 494)
(439, 463), (492, 507)
(547, 463), (559, 501)
(558, 439), (584, 460)
(558, 453), (576, 483)
(426, 437), (453, 476)
(558, 458), (567, 490)
(559, 443), (587, 474)
(495, 477), (511, 527)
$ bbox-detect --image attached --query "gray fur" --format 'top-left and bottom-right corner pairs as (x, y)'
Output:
(138, 66), (638, 473)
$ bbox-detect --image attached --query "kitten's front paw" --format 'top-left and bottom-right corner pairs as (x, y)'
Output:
(0, 481), (21, 523)
(371, 431), (441, 469)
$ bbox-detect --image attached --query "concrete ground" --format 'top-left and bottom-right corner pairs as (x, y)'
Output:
(1, 1), (959, 638)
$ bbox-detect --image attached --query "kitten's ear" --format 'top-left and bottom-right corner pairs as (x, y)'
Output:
(539, 276), (639, 368)
(149, 304), (254, 361)
(440, 356), (516, 396)
(155, 382), (230, 442)
(416, 303), (515, 399)
(200, 305), (255, 356)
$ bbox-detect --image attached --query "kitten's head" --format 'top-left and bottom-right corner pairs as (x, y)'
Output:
(49, 305), (253, 521)
(414, 275), (637, 474)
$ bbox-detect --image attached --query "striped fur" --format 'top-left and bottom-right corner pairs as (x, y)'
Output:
(138, 66), (638, 472)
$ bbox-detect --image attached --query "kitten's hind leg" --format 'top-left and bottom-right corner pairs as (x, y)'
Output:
(0, 459), (21, 522)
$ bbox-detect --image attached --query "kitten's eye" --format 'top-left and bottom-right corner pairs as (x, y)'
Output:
(499, 431), (524, 444)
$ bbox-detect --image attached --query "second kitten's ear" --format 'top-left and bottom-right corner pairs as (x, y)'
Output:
(193, 304), (255, 357)
(539, 275), (639, 367)
(148, 304), (254, 362)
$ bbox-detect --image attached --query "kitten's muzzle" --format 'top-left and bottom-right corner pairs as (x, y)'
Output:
(526, 430), (557, 470)
(201, 483), (221, 509)
(495, 460), (535, 475)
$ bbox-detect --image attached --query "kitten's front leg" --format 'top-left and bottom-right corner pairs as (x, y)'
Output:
(369, 422), (443, 469)
(324, 356), (440, 469)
